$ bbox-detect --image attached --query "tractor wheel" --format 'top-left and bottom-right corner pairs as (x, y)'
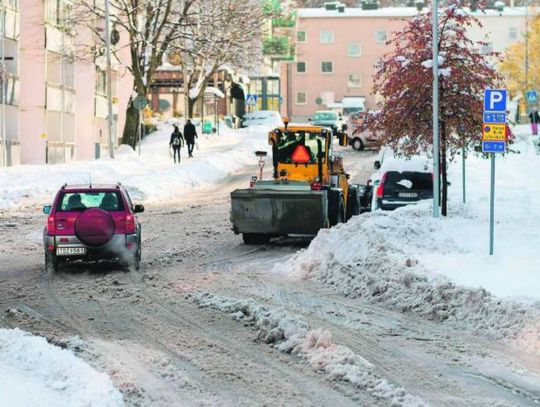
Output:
(351, 138), (364, 151)
(346, 186), (360, 220)
(242, 233), (270, 245)
(328, 190), (345, 227)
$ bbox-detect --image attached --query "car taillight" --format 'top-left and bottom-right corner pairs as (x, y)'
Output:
(126, 214), (135, 233)
(47, 215), (56, 235)
(311, 182), (322, 191)
(376, 173), (388, 198)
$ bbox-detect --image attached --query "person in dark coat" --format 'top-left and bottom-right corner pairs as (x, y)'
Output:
(169, 125), (184, 164)
(529, 108), (540, 135)
(183, 119), (198, 158)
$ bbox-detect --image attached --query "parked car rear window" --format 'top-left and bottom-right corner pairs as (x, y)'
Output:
(57, 192), (125, 212)
(384, 172), (433, 192)
(313, 112), (337, 121)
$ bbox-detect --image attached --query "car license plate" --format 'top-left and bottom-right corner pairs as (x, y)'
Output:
(56, 247), (87, 256)
(399, 192), (418, 198)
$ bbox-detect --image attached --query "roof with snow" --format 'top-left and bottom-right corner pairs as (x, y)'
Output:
(298, 6), (528, 18)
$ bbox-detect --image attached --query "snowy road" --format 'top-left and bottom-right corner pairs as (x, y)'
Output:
(1, 147), (540, 406)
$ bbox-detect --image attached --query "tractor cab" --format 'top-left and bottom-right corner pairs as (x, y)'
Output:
(268, 125), (333, 183)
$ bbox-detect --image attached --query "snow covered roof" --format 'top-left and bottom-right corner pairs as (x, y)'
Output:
(204, 86), (225, 99)
(298, 6), (528, 18)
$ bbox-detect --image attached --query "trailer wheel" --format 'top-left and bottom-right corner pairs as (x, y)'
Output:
(242, 233), (270, 245)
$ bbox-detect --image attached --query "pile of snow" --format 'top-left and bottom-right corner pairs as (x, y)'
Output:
(277, 126), (540, 353)
(0, 121), (270, 210)
(0, 328), (123, 407)
(193, 292), (426, 407)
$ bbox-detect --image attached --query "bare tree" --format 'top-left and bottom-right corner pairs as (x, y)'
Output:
(74, 0), (197, 148)
(171, 0), (264, 118)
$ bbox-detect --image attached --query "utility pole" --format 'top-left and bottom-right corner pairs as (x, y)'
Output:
(104, 0), (115, 158)
(0, 0), (7, 167)
(525, 0), (529, 102)
(432, 0), (440, 218)
(60, 4), (66, 163)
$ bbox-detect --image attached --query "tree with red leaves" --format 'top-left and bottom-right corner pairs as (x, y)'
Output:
(368, 4), (501, 216)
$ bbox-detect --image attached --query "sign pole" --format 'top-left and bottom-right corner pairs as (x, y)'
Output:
(462, 143), (466, 204)
(432, 0), (440, 218)
(138, 109), (142, 157)
(489, 153), (495, 255)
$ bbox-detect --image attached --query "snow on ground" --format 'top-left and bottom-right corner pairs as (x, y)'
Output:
(193, 292), (426, 407)
(0, 121), (270, 210)
(0, 328), (123, 407)
(277, 125), (540, 353)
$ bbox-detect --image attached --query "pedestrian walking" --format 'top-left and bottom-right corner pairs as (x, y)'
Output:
(169, 125), (184, 164)
(529, 108), (540, 135)
(184, 119), (198, 158)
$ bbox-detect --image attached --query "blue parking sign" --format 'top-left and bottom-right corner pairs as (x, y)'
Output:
(484, 89), (507, 112)
(482, 141), (506, 153)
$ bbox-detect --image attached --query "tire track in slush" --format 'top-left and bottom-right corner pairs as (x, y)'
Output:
(35, 266), (239, 406)
(208, 253), (539, 407)
(125, 265), (371, 407)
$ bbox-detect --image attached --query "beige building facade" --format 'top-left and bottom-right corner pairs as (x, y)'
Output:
(284, 6), (527, 120)
(1, 0), (133, 166)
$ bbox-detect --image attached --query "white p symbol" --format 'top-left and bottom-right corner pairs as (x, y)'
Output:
(490, 92), (503, 110)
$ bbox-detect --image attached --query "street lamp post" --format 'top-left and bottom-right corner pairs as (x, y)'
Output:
(0, 0), (7, 167)
(104, 0), (115, 158)
(432, 0), (440, 218)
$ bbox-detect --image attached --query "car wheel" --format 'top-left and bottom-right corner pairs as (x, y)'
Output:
(45, 252), (59, 273)
(242, 233), (270, 245)
(352, 138), (364, 151)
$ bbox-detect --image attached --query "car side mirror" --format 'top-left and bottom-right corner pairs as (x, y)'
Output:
(341, 124), (348, 131)
(133, 204), (145, 214)
(374, 160), (381, 170)
(43, 205), (52, 215)
(308, 118), (312, 121)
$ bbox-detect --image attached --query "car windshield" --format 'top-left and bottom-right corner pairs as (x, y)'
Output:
(276, 131), (327, 164)
(57, 191), (124, 212)
(313, 112), (337, 121)
(384, 172), (433, 192)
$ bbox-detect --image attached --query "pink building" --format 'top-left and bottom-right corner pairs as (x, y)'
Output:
(1, 0), (133, 166)
(283, 5), (526, 120)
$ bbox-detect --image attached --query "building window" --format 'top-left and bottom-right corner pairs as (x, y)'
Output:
(348, 73), (361, 88)
(296, 91), (307, 105)
(509, 27), (518, 40)
(347, 43), (362, 57)
(375, 30), (387, 44)
(45, 0), (73, 26)
(96, 69), (107, 94)
(480, 42), (493, 55)
(321, 61), (334, 74)
(320, 30), (334, 44)
(297, 30), (306, 43)
(296, 61), (306, 74)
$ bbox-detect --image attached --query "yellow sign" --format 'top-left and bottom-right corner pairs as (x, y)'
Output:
(40, 133), (47, 139)
(482, 124), (506, 141)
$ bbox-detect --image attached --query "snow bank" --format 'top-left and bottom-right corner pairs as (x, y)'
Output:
(193, 292), (426, 407)
(0, 121), (270, 210)
(277, 126), (540, 353)
(0, 328), (123, 407)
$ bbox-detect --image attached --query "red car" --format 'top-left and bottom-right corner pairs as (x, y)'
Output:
(42, 183), (144, 272)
